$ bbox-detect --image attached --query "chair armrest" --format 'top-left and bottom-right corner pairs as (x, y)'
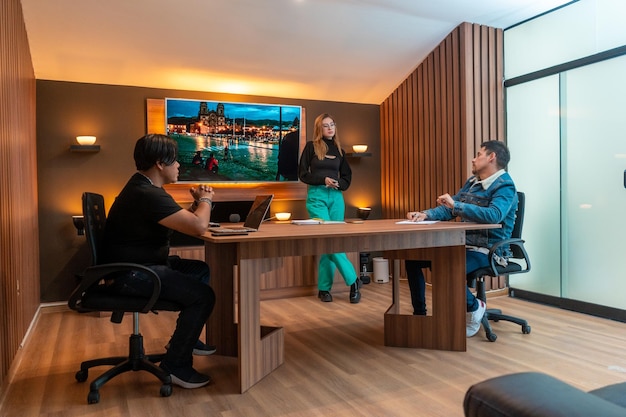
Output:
(464, 372), (626, 417)
(485, 238), (531, 276)
(68, 263), (161, 314)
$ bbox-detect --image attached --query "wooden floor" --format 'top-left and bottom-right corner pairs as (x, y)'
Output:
(3, 281), (626, 417)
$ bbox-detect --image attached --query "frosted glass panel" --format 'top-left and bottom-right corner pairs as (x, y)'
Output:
(505, 0), (626, 79)
(562, 55), (626, 309)
(506, 76), (561, 296)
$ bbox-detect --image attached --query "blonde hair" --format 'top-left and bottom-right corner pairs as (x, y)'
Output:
(312, 113), (345, 160)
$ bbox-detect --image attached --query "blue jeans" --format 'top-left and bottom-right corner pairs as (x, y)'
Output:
(406, 250), (489, 314)
(306, 186), (357, 290)
(114, 256), (215, 369)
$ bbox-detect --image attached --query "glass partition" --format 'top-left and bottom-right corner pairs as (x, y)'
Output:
(506, 11), (626, 309)
(506, 76), (561, 297)
(560, 55), (626, 308)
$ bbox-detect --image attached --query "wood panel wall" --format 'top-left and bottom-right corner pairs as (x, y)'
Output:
(0, 0), (41, 388)
(380, 22), (504, 289)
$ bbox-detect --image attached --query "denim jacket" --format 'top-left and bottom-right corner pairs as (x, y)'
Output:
(423, 172), (518, 257)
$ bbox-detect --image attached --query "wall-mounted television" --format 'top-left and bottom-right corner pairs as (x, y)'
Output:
(165, 98), (302, 183)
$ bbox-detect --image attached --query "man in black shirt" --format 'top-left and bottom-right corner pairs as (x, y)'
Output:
(104, 134), (216, 389)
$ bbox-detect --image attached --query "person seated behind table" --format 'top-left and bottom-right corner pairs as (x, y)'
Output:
(102, 133), (217, 389)
(205, 153), (219, 173)
(405, 140), (518, 338)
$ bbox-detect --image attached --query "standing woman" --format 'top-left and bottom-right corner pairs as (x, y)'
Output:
(298, 113), (361, 303)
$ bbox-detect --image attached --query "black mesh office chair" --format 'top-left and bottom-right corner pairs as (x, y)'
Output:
(466, 191), (532, 342)
(68, 192), (181, 404)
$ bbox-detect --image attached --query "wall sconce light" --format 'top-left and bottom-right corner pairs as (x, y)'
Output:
(70, 136), (100, 152)
(356, 207), (371, 220)
(346, 144), (371, 157)
(76, 135), (97, 145)
(275, 212), (292, 221)
(72, 215), (85, 236)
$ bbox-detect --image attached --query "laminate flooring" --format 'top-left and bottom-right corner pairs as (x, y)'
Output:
(2, 280), (626, 417)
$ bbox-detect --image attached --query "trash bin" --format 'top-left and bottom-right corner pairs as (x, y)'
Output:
(373, 257), (389, 283)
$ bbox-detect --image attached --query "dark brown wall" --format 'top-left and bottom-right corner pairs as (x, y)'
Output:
(36, 81), (381, 302)
(0, 0), (40, 386)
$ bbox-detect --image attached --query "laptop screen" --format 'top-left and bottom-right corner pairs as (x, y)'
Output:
(209, 200), (253, 223)
(243, 195), (274, 229)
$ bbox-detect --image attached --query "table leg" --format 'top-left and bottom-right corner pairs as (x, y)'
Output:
(384, 245), (466, 351)
(237, 258), (284, 392)
(205, 242), (238, 356)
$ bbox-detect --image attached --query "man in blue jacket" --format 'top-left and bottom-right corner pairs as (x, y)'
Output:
(406, 140), (517, 337)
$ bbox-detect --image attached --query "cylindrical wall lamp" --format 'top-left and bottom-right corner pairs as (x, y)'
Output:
(72, 215), (85, 236)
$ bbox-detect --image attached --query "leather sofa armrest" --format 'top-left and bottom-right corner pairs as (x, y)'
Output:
(464, 372), (626, 417)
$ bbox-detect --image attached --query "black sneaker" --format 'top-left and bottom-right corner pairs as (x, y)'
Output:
(165, 339), (217, 356)
(160, 363), (211, 389)
(193, 339), (217, 356)
(318, 290), (333, 302)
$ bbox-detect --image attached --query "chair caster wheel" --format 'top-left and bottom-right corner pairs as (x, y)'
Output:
(88, 390), (100, 404)
(75, 369), (88, 382)
(486, 332), (497, 342)
(160, 384), (173, 397)
(522, 324), (531, 334)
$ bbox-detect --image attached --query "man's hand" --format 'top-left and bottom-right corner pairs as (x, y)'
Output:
(436, 193), (454, 209)
(189, 184), (214, 201)
(406, 211), (427, 222)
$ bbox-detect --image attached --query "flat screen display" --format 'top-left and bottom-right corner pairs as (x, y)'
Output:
(165, 98), (302, 183)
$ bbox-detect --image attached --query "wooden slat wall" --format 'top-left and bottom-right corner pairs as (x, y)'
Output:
(380, 22), (505, 290)
(0, 0), (41, 387)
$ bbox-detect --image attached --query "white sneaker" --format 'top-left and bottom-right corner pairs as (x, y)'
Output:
(466, 299), (486, 337)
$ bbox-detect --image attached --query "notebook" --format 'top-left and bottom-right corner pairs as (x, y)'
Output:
(209, 195), (273, 235)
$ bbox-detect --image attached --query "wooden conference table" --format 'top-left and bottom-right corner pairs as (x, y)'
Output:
(199, 219), (498, 393)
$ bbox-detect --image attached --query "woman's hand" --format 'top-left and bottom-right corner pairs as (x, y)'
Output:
(324, 177), (339, 189)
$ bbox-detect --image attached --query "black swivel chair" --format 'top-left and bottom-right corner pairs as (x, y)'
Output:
(466, 191), (532, 342)
(68, 192), (181, 404)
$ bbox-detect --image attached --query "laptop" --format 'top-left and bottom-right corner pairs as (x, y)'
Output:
(209, 195), (274, 235)
(209, 200), (254, 224)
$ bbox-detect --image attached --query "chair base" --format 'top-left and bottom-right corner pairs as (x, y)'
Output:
(75, 333), (172, 404)
(481, 307), (532, 342)
(473, 276), (532, 342)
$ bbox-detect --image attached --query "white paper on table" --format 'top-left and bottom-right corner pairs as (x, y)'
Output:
(395, 220), (439, 225)
(291, 219), (322, 225)
(291, 219), (346, 225)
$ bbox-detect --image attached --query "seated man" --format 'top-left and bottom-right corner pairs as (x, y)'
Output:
(405, 140), (517, 337)
(103, 133), (217, 389)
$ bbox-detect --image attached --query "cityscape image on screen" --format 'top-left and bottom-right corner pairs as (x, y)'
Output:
(165, 98), (302, 182)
